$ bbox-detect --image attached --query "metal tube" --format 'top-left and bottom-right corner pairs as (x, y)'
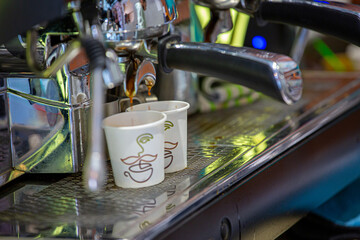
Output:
(83, 67), (107, 192)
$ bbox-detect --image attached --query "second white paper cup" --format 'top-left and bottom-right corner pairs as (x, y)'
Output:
(103, 111), (167, 188)
(127, 101), (190, 173)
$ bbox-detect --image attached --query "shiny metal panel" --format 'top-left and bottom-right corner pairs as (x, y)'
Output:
(8, 92), (87, 173)
(0, 72), (359, 239)
(7, 77), (66, 104)
(7, 69), (91, 106)
(0, 80), (26, 186)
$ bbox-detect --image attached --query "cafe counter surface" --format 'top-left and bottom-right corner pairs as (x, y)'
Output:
(0, 71), (360, 239)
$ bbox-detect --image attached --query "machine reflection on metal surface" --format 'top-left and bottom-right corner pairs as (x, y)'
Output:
(100, 0), (177, 43)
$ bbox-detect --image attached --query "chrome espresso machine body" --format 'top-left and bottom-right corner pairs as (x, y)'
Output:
(0, 0), (303, 191)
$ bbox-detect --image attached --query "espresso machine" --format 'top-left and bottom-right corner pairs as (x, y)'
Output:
(1, 0), (360, 239)
(0, 0), (304, 192)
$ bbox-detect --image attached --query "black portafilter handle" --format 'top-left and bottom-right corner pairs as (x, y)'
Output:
(256, 0), (360, 47)
(158, 36), (302, 105)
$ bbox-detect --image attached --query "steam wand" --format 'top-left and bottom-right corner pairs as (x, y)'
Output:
(81, 37), (124, 193)
(84, 70), (107, 192)
(74, 2), (124, 193)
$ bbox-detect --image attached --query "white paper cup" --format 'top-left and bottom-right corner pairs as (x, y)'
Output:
(103, 111), (167, 188)
(127, 101), (190, 173)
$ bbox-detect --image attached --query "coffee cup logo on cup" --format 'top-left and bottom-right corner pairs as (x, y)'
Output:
(121, 133), (157, 183)
(127, 101), (190, 173)
(103, 111), (167, 188)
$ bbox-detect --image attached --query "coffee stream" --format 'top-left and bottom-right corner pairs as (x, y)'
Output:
(125, 60), (137, 107)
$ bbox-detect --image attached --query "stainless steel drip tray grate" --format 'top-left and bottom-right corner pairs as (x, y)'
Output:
(0, 146), (251, 236)
(0, 96), (303, 238)
(0, 72), (359, 239)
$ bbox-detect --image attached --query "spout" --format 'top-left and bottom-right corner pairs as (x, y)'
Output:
(137, 60), (156, 96)
(123, 59), (156, 100)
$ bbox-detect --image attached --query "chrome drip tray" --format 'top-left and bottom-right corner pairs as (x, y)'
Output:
(1, 72), (360, 239)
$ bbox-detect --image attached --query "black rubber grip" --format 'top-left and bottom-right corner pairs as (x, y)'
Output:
(81, 38), (107, 71)
(258, 0), (360, 46)
(165, 42), (291, 102)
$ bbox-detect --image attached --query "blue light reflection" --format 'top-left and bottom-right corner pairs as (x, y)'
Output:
(314, 0), (330, 4)
(252, 36), (267, 50)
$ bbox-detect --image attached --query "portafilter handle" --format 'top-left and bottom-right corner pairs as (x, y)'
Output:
(193, 0), (360, 47)
(255, 0), (360, 47)
(158, 36), (302, 105)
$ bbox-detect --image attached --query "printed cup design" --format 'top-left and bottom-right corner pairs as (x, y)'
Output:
(164, 121), (178, 169)
(121, 133), (157, 183)
(103, 111), (166, 188)
(127, 101), (190, 173)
